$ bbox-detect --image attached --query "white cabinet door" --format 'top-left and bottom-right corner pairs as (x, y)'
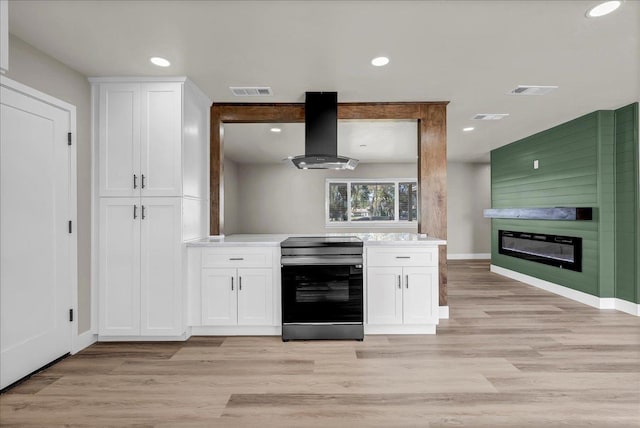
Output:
(237, 268), (273, 326)
(99, 83), (140, 197)
(140, 83), (182, 197)
(403, 267), (438, 325)
(201, 268), (237, 325)
(367, 267), (403, 325)
(140, 198), (182, 335)
(99, 198), (141, 336)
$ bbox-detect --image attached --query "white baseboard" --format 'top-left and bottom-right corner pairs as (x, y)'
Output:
(448, 253), (491, 260)
(190, 326), (281, 336)
(72, 330), (97, 354)
(98, 333), (190, 342)
(614, 298), (640, 316)
(439, 306), (450, 319)
(491, 265), (640, 316)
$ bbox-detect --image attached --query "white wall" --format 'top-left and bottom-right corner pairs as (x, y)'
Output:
(447, 162), (491, 256)
(232, 162), (418, 234)
(6, 34), (92, 333)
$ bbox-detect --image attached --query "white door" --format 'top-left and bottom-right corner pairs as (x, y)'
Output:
(403, 267), (438, 325)
(366, 267), (403, 325)
(140, 83), (182, 197)
(1, 81), (73, 389)
(140, 198), (182, 336)
(98, 83), (140, 197)
(201, 268), (237, 325)
(237, 268), (273, 326)
(99, 198), (141, 336)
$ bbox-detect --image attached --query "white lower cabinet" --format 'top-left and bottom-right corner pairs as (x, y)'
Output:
(366, 247), (439, 332)
(201, 267), (273, 326)
(99, 197), (183, 337)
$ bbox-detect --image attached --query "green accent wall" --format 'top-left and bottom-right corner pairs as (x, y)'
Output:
(491, 104), (639, 304)
(615, 103), (639, 303)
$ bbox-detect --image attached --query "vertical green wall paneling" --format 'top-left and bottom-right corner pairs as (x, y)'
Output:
(598, 111), (616, 298)
(615, 103), (639, 303)
(490, 104), (639, 304)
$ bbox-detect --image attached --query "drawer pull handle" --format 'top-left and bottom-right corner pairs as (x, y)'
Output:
(229, 257), (244, 261)
(395, 256), (411, 259)
(397, 275), (401, 289)
(406, 275), (409, 288)
(239, 276), (242, 291)
(231, 276), (234, 291)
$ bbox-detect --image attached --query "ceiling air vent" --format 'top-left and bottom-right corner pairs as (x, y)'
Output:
(508, 85), (558, 96)
(229, 86), (273, 96)
(472, 113), (510, 120)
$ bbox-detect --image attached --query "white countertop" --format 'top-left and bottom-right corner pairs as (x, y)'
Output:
(187, 233), (446, 247)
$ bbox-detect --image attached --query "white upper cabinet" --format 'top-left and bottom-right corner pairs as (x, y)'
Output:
(140, 83), (182, 197)
(93, 78), (210, 199)
(99, 83), (140, 197)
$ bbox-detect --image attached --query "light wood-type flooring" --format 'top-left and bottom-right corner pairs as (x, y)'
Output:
(2, 260), (639, 427)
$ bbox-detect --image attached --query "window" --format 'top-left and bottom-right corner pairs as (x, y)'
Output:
(326, 179), (418, 226)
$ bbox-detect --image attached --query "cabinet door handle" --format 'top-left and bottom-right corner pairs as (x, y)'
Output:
(141, 205), (146, 220)
(231, 276), (234, 291)
(395, 256), (410, 259)
(133, 204), (137, 219)
(133, 174), (138, 189)
(397, 275), (401, 289)
(141, 174), (146, 189)
(239, 276), (242, 291)
(229, 257), (244, 261)
(406, 275), (409, 288)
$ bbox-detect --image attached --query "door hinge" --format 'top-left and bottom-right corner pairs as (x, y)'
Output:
(69, 309), (74, 322)
(67, 132), (72, 146)
(68, 220), (72, 233)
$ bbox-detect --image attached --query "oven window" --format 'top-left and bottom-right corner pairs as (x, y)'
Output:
(282, 265), (363, 323)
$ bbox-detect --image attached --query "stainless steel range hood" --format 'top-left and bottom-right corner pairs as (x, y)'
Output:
(291, 92), (358, 170)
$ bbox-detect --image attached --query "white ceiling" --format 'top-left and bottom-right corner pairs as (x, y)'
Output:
(7, 0), (639, 162)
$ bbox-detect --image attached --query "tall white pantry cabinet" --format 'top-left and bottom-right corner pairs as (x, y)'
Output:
(91, 77), (210, 339)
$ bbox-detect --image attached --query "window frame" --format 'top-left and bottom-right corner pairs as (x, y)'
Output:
(325, 178), (418, 228)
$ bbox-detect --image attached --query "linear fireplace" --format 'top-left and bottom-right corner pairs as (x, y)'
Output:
(499, 230), (582, 272)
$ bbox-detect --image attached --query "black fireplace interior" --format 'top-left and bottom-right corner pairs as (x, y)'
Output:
(499, 230), (582, 272)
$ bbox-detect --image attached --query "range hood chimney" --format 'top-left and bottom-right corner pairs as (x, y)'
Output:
(291, 92), (358, 170)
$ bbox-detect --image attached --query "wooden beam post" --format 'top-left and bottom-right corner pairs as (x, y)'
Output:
(418, 104), (448, 306)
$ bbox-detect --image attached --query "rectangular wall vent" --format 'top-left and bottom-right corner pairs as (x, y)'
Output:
(508, 85), (558, 96)
(230, 86), (273, 96)
(472, 113), (510, 120)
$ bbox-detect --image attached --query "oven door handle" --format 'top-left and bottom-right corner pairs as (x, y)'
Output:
(281, 256), (363, 266)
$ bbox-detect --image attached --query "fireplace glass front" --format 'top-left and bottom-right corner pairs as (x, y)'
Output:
(499, 230), (582, 272)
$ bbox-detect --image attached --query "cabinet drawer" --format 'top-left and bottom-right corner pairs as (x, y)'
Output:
(367, 247), (438, 267)
(202, 247), (274, 268)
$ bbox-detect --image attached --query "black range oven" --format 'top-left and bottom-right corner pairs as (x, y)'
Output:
(280, 236), (364, 341)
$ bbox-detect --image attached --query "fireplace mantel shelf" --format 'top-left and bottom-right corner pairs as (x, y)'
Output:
(484, 207), (593, 221)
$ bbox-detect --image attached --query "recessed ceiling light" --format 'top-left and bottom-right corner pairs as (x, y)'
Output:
(371, 56), (390, 67)
(270, 127), (282, 133)
(586, 1), (621, 18)
(463, 127), (475, 132)
(150, 57), (171, 67)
